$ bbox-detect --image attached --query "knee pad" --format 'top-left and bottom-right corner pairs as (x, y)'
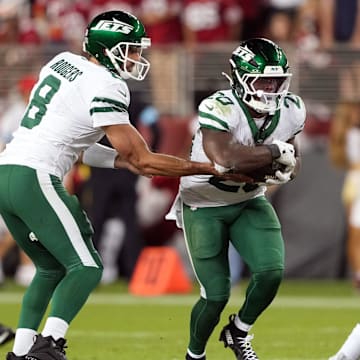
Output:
(199, 297), (228, 318)
(204, 275), (231, 303)
(69, 264), (103, 288)
(37, 267), (66, 284)
(253, 268), (284, 292)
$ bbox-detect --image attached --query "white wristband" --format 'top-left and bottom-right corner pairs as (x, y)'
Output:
(82, 143), (117, 168)
(214, 162), (231, 174)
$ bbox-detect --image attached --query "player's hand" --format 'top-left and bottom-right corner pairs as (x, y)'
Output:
(272, 140), (296, 168)
(266, 168), (292, 185)
(212, 163), (255, 183)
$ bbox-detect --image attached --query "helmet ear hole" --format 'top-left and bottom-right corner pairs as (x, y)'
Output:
(113, 48), (120, 56)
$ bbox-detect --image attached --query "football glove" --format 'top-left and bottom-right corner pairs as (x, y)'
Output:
(272, 140), (296, 168)
(266, 168), (293, 185)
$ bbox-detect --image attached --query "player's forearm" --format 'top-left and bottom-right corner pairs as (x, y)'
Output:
(213, 143), (278, 173)
(129, 152), (217, 177)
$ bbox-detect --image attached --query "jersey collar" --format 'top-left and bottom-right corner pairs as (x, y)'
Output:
(232, 89), (280, 144)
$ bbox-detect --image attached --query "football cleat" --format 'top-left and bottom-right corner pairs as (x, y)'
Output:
(25, 334), (67, 360)
(219, 314), (259, 360)
(6, 352), (26, 360)
(0, 323), (15, 345)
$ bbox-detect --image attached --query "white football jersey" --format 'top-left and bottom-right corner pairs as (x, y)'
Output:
(180, 89), (306, 207)
(0, 51), (131, 179)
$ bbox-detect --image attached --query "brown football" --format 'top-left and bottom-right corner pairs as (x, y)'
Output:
(246, 162), (286, 182)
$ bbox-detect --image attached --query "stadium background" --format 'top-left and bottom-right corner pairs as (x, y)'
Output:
(1, 2), (360, 359)
(0, 0), (356, 281)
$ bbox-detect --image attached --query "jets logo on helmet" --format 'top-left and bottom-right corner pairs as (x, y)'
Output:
(83, 10), (151, 81)
(92, 19), (134, 34)
(232, 46), (254, 63)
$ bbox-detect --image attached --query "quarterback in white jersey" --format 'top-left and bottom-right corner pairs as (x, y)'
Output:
(0, 51), (133, 178)
(2, 11), (221, 360)
(171, 38), (306, 360)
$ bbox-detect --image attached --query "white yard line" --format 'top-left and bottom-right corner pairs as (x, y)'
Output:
(0, 292), (359, 309)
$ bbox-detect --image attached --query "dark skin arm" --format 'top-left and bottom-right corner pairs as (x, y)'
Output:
(202, 128), (276, 173)
(202, 128), (300, 181)
(103, 123), (219, 177)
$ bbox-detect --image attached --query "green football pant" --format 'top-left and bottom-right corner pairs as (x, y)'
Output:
(182, 196), (284, 354)
(0, 165), (103, 329)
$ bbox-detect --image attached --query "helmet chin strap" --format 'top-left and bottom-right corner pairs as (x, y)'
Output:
(105, 48), (124, 76)
(222, 72), (233, 86)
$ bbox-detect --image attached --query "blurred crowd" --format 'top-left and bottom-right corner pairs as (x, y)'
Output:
(0, 0), (359, 50)
(0, 0), (359, 111)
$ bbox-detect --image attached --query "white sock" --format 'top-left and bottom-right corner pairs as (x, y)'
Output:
(234, 315), (252, 333)
(42, 317), (69, 340)
(187, 349), (206, 359)
(12, 328), (37, 356)
(338, 323), (360, 359)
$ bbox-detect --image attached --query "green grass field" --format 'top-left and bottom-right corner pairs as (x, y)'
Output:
(0, 279), (359, 360)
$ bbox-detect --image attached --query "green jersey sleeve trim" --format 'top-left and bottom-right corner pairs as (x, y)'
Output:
(90, 106), (127, 115)
(90, 97), (128, 115)
(200, 124), (228, 132)
(199, 111), (229, 131)
(92, 97), (128, 110)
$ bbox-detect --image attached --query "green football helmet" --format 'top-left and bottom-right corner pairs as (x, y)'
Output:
(83, 10), (151, 81)
(224, 38), (292, 114)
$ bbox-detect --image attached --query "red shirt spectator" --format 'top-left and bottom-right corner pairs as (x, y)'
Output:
(18, 18), (42, 44)
(32, 0), (88, 44)
(88, 0), (139, 24)
(182, 0), (242, 45)
(238, 0), (264, 39)
(137, 0), (182, 44)
(136, 0), (183, 115)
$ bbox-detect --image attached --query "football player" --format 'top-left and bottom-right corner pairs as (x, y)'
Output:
(166, 38), (306, 360)
(1, 10), (226, 360)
